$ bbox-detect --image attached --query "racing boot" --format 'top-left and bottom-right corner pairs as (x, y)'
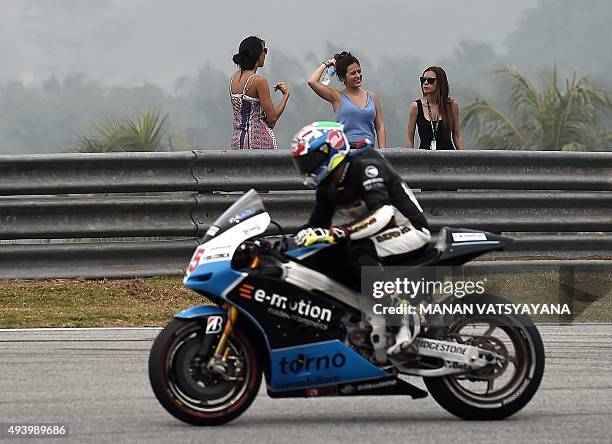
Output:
(387, 309), (420, 356)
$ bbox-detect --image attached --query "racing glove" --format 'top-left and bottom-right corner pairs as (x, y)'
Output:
(295, 227), (348, 247)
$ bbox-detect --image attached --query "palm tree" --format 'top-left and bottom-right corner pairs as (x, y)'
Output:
(71, 110), (170, 152)
(461, 67), (612, 151)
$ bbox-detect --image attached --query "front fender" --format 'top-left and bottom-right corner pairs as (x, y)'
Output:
(174, 303), (273, 386)
(175, 305), (227, 319)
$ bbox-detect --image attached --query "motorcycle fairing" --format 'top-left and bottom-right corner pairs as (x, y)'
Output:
(225, 275), (345, 349)
(183, 193), (270, 299)
(267, 375), (428, 399)
(284, 244), (328, 260)
(184, 260), (246, 300)
(267, 339), (387, 392)
(177, 269), (394, 393)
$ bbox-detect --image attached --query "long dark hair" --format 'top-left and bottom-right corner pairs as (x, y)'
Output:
(334, 51), (360, 81)
(422, 66), (452, 138)
(232, 36), (265, 70)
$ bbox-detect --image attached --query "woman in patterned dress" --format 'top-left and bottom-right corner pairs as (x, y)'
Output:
(229, 36), (290, 149)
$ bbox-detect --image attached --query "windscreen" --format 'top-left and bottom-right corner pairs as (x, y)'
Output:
(201, 189), (266, 242)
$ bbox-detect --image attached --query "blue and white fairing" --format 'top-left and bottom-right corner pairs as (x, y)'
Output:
(183, 189), (270, 296)
(180, 190), (389, 391)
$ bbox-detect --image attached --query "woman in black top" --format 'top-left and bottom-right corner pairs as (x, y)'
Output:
(404, 66), (464, 150)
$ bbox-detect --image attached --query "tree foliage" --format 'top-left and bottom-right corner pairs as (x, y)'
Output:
(2, 0), (612, 153)
(506, 0), (612, 89)
(71, 110), (170, 152)
(462, 67), (612, 151)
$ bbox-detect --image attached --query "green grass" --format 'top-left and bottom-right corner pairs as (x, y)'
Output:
(477, 270), (611, 322)
(0, 277), (206, 328)
(0, 271), (609, 328)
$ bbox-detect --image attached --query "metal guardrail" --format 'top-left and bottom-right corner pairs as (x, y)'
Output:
(196, 191), (612, 234)
(0, 149), (610, 279)
(1, 150), (611, 195)
(0, 151), (197, 195)
(0, 239), (198, 279)
(191, 150), (612, 192)
(1, 236), (609, 278)
(0, 195), (198, 239)
(1, 237), (610, 280)
(0, 191), (610, 239)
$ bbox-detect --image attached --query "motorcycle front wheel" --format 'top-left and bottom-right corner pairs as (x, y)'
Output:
(424, 294), (545, 420)
(149, 318), (262, 426)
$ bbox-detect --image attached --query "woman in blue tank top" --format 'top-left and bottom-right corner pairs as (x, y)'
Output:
(307, 51), (386, 148)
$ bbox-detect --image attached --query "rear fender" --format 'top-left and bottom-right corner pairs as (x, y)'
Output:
(436, 227), (512, 264)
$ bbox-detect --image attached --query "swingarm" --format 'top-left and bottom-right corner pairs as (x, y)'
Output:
(392, 337), (504, 377)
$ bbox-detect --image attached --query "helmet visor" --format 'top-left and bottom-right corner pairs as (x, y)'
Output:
(292, 150), (327, 176)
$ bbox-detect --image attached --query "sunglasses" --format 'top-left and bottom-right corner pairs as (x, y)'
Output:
(262, 47), (268, 55)
(420, 76), (437, 85)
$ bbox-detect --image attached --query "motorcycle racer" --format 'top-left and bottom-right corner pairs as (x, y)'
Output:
(292, 121), (431, 355)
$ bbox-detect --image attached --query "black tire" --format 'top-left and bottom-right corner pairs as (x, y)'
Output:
(149, 318), (262, 426)
(424, 294), (545, 420)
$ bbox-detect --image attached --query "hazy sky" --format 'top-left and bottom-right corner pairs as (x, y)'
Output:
(0, 0), (539, 90)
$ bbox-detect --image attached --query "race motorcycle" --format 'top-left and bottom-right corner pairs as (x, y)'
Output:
(149, 189), (545, 425)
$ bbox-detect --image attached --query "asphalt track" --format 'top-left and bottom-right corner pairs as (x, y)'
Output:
(0, 324), (610, 444)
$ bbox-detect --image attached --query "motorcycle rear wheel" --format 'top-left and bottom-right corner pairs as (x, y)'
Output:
(424, 294), (545, 420)
(149, 318), (262, 426)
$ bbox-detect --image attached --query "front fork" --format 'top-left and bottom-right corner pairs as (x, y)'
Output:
(206, 255), (259, 376)
(206, 304), (239, 377)
(215, 304), (239, 357)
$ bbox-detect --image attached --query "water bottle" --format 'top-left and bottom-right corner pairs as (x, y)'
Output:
(320, 66), (336, 86)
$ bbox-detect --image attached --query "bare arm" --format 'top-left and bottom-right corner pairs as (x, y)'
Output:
(271, 82), (290, 125)
(254, 77), (290, 128)
(451, 100), (464, 150)
(404, 102), (418, 148)
(307, 59), (341, 111)
(371, 92), (386, 149)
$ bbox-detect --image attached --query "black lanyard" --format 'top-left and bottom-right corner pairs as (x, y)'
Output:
(425, 98), (439, 141)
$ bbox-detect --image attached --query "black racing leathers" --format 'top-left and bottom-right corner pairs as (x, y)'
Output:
(307, 149), (429, 241)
